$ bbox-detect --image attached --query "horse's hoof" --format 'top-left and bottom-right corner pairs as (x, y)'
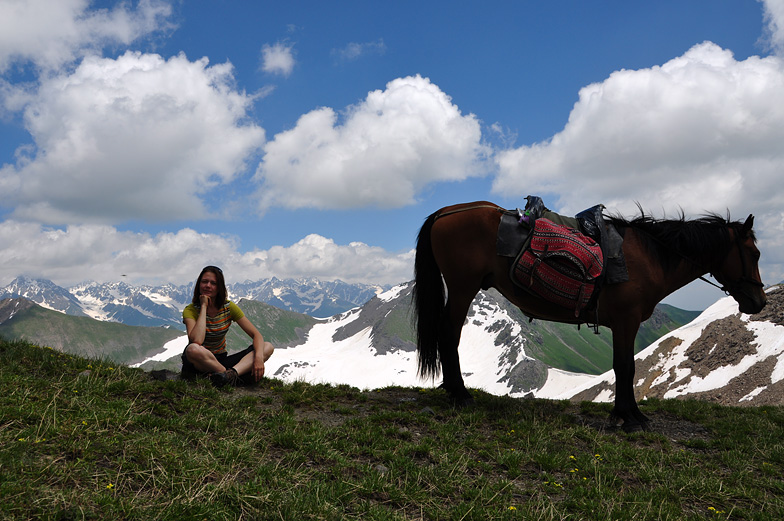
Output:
(440, 382), (473, 407)
(456, 395), (475, 408)
(622, 422), (644, 434)
(449, 391), (474, 408)
(621, 419), (650, 433)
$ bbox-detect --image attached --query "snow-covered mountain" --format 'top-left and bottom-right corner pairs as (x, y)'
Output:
(9, 273), (781, 406)
(0, 277), (87, 317)
(69, 281), (189, 327)
(0, 276), (386, 327)
(230, 277), (382, 318)
(264, 284), (546, 394)
(536, 285), (784, 406)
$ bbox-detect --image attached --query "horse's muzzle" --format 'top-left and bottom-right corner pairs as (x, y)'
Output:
(737, 292), (767, 314)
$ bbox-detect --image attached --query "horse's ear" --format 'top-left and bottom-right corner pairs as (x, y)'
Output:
(741, 214), (754, 235)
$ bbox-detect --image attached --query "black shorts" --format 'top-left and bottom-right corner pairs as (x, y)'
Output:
(181, 344), (254, 379)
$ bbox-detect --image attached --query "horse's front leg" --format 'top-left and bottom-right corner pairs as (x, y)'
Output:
(439, 295), (475, 406)
(610, 322), (649, 432)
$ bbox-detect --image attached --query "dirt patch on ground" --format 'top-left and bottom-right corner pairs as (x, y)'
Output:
(229, 382), (713, 445)
(569, 405), (710, 443)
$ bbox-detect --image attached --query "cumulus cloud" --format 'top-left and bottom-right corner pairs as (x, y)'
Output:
(0, 222), (413, 287)
(494, 42), (784, 216)
(760, 0), (784, 54)
(255, 74), (490, 210)
(0, 51), (265, 224)
(232, 234), (414, 285)
(260, 42), (295, 77)
(0, 0), (173, 72)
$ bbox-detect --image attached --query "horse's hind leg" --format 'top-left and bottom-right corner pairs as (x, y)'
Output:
(438, 292), (475, 406)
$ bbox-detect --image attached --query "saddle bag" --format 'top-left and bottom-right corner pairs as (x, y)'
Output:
(512, 217), (604, 316)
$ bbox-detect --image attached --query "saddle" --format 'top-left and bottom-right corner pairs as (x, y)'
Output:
(497, 196), (629, 317)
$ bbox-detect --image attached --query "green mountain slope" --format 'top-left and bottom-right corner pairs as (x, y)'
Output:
(490, 290), (700, 374)
(0, 298), (182, 364)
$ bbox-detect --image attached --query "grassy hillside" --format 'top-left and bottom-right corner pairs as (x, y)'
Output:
(0, 302), (182, 364)
(2, 338), (783, 520)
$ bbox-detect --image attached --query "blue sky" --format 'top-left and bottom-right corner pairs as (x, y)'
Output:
(1, 0), (783, 310)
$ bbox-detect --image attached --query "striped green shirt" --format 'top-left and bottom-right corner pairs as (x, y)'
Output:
(182, 301), (245, 355)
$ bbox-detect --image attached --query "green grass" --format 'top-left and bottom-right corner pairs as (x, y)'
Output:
(2, 338), (783, 520)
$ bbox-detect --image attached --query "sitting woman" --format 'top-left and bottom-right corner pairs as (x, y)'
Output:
(181, 266), (274, 386)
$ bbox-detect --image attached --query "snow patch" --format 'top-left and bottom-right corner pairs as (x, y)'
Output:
(377, 283), (408, 303)
(131, 335), (189, 367)
(739, 386), (767, 402)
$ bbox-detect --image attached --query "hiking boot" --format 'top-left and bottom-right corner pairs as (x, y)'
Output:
(209, 368), (239, 388)
(224, 367), (240, 386)
(209, 371), (228, 387)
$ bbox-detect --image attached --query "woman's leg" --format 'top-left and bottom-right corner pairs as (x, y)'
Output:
(183, 343), (227, 374)
(231, 342), (274, 378)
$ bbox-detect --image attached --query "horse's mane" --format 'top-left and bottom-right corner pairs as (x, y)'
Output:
(607, 207), (752, 273)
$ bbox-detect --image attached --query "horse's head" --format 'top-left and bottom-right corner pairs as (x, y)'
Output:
(713, 214), (766, 314)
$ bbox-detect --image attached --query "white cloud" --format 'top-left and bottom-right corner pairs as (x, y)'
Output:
(256, 74), (490, 210)
(331, 39), (386, 62)
(494, 42), (784, 217)
(760, 0), (784, 54)
(0, 222), (413, 287)
(0, 51), (265, 224)
(234, 234), (414, 285)
(260, 41), (295, 77)
(0, 0), (173, 72)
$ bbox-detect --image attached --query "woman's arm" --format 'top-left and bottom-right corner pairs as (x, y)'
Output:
(185, 295), (210, 344)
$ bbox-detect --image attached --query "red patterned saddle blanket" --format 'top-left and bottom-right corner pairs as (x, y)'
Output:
(512, 217), (604, 316)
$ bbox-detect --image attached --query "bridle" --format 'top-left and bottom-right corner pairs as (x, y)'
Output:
(700, 217), (764, 299)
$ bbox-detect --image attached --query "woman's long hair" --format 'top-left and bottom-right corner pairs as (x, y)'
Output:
(191, 266), (227, 308)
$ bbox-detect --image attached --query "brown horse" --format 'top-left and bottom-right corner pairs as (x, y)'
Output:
(413, 201), (767, 431)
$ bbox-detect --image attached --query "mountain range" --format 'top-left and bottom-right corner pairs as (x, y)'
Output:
(0, 275), (385, 327)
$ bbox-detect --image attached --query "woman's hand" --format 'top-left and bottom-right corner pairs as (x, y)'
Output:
(199, 294), (210, 308)
(252, 355), (265, 381)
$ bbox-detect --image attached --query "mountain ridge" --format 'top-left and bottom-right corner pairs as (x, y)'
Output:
(0, 275), (387, 327)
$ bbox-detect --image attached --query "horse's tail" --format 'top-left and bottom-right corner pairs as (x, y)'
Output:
(413, 211), (444, 380)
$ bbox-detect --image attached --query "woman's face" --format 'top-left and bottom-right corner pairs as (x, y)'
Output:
(199, 271), (218, 299)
